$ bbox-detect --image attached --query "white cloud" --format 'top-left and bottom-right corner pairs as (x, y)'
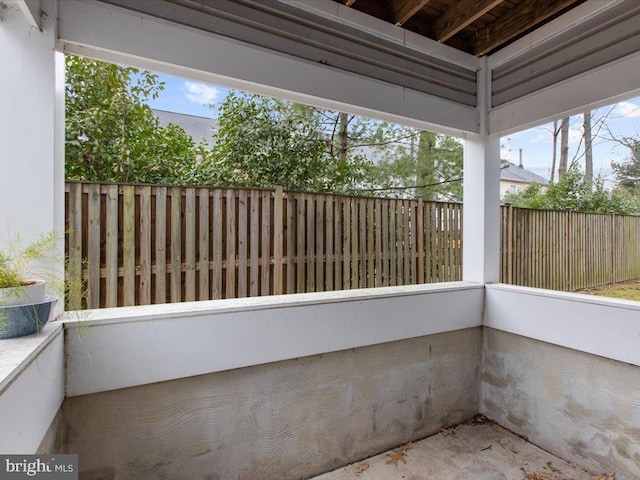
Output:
(568, 126), (583, 144)
(532, 132), (552, 145)
(184, 81), (220, 105)
(613, 101), (640, 118)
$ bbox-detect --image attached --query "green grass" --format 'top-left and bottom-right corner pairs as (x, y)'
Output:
(577, 279), (640, 301)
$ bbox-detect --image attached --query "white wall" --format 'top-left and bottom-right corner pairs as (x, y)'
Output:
(0, 325), (64, 453)
(0, 2), (63, 246)
(65, 283), (484, 396)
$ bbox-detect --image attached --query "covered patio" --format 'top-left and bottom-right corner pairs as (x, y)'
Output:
(1, 1), (639, 479)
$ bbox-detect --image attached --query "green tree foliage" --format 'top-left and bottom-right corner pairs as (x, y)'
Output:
(196, 93), (373, 192)
(370, 130), (463, 201)
(65, 55), (204, 183)
(611, 137), (640, 195)
(503, 170), (640, 215)
(64, 56), (463, 199)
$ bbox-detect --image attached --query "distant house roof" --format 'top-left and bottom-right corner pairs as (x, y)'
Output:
(500, 161), (549, 186)
(152, 109), (218, 144)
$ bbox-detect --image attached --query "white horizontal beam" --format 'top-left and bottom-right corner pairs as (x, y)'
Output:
(489, 51), (640, 136)
(64, 283), (484, 396)
(57, 0), (478, 135)
(485, 284), (640, 367)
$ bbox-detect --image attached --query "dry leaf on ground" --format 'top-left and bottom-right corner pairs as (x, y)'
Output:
(399, 442), (413, 453)
(354, 463), (369, 475)
(441, 427), (456, 436)
(594, 475), (615, 480)
(473, 414), (488, 424)
(385, 450), (408, 466)
(521, 467), (554, 480)
(545, 461), (560, 473)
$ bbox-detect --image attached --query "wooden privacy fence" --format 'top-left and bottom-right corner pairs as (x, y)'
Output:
(500, 205), (640, 291)
(65, 182), (462, 309)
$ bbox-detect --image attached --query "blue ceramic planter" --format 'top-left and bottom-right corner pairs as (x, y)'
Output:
(0, 296), (57, 339)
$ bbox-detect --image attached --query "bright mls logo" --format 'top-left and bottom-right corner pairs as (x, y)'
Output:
(0, 455), (77, 479)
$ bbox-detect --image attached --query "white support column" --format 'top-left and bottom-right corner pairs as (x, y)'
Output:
(462, 59), (501, 284)
(0, 2), (61, 246)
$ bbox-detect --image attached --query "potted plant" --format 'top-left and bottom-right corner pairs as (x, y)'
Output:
(0, 232), (62, 339)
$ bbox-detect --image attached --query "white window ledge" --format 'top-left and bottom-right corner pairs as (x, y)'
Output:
(0, 322), (62, 396)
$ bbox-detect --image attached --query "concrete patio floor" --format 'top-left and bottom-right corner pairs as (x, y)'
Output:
(312, 420), (604, 480)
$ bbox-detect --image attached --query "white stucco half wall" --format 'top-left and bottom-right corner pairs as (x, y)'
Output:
(485, 283), (640, 367)
(64, 283), (484, 396)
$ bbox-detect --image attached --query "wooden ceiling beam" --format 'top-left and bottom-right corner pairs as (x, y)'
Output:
(434, 0), (504, 43)
(390, 0), (430, 26)
(473, 0), (580, 56)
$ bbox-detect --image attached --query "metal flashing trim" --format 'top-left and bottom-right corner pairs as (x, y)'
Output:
(97, 0), (477, 107)
(492, 1), (640, 107)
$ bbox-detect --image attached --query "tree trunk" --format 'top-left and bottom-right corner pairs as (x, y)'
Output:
(550, 120), (558, 184)
(338, 112), (349, 166)
(584, 110), (593, 184)
(558, 117), (569, 180)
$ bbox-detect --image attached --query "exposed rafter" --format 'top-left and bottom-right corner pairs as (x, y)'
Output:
(473, 0), (580, 56)
(390, 0), (430, 27)
(434, 0), (504, 43)
(337, 0), (589, 57)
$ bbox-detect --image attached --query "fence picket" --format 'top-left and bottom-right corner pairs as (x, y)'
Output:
(274, 185), (284, 295)
(170, 187), (182, 303)
(139, 186), (152, 305)
(359, 198), (367, 288)
(351, 199), (359, 289)
(286, 192), (295, 294)
(87, 184), (101, 309)
(184, 188), (196, 301)
(250, 190), (260, 297)
(297, 194), (306, 293)
(211, 190), (223, 299)
(261, 190), (271, 295)
(307, 195), (316, 293)
(66, 183), (83, 309)
(104, 184), (119, 307)
(198, 188), (210, 301)
(226, 189), (236, 299)
(237, 190), (248, 298)
(155, 187), (167, 304)
(316, 195), (325, 292)
(343, 197), (351, 289)
(334, 197), (343, 290)
(122, 186), (136, 306)
(325, 196), (334, 291)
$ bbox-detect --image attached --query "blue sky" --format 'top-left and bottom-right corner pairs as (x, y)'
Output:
(501, 100), (640, 184)
(147, 72), (640, 184)
(147, 74), (231, 118)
